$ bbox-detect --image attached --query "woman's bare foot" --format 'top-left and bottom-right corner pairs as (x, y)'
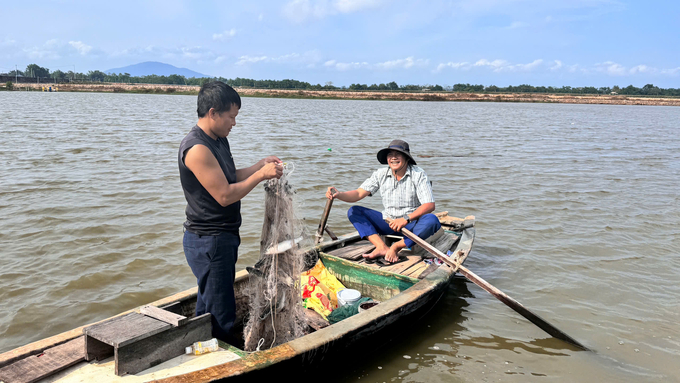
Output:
(363, 246), (389, 259)
(384, 247), (399, 263)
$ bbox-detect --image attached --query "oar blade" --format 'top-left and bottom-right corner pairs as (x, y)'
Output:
(400, 227), (589, 351)
(457, 265), (589, 351)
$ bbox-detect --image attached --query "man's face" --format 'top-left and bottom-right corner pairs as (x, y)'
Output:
(387, 150), (407, 173)
(214, 104), (239, 137)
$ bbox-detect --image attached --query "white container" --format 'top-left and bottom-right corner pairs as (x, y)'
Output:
(185, 338), (219, 355)
(337, 289), (361, 307)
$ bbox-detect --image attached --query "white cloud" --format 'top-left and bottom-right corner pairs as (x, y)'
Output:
(322, 56), (428, 71)
(436, 58), (545, 73)
(474, 59), (509, 71)
(282, 0), (384, 23)
(550, 60), (563, 71)
(1, 37), (17, 47)
(334, 0), (383, 13)
(375, 56), (429, 70)
(565, 63), (584, 73)
(213, 29), (237, 41)
(23, 47), (59, 60)
(435, 62), (470, 72)
(452, 0), (626, 21)
(660, 67), (680, 76)
(517, 59), (543, 71)
(473, 58), (543, 72)
(329, 61), (370, 71)
(111, 45), (215, 62)
(236, 51), (322, 68)
(180, 46), (208, 60)
(596, 61), (627, 76)
(69, 41), (92, 55)
(236, 55), (268, 65)
(629, 64), (653, 74)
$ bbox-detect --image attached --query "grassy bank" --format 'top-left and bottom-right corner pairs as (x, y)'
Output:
(6, 82), (680, 106)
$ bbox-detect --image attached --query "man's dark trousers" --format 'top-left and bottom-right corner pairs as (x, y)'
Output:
(183, 230), (239, 341)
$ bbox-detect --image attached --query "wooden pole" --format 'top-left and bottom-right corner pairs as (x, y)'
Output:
(315, 197), (334, 244)
(400, 226), (589, 351)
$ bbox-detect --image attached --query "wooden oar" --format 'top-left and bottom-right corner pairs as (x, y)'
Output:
(399, 226), (589, 351)
(315, 196), (334, 244)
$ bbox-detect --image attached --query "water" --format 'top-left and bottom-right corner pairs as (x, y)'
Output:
(1, 92), (679, 382)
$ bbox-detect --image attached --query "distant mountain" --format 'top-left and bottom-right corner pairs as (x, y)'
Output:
(104, 61), (210, 78)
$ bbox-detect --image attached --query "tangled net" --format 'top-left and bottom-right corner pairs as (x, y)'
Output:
(243, 164), (310, 351)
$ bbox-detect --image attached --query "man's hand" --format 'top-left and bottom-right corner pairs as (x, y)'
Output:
(388, 217), (409, 232)
(325, 187), (340, 200)
(261, 156), (282, 165)
(259, 162), (283, 180)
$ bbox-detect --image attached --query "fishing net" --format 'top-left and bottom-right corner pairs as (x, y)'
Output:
(243, 164), (313, 351)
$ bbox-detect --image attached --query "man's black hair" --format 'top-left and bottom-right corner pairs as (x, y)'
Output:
(197, 81), (241, 118)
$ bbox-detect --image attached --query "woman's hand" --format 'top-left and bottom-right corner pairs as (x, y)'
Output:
(388, 218), (409, 232)
(325, 187), (339, 200)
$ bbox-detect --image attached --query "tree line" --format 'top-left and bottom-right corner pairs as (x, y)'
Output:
(4, 63), (680, 96)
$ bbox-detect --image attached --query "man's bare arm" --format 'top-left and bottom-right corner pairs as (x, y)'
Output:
(185, 145), (281, 207)
(325, 187), (371, 203)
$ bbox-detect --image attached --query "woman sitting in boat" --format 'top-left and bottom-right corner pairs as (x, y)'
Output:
(325, 139), (441, 264)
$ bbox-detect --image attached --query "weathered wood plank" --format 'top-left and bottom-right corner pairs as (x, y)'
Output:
(84, 335), (113, 362)
(0, 337), (84, 383)
(0, 285), (206, 370)
(416, 263), (441, 279)
(412, 228), (460, 258)
(304, 309), (330, 331)
(140, 305), (188, 327)
(326, 240), (375, 260)
(158, 300), (183, 315)
(401, 260), (430, 278)
(83, 312), (171, 348)
(115, 313), (212, 376)
(380, 256), (422, 275)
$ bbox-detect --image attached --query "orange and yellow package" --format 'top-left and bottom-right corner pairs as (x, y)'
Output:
(301, 260), (346, 320)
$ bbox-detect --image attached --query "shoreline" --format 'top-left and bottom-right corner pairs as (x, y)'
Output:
(6, 82), (680, 106)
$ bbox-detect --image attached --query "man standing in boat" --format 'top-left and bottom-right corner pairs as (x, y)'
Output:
(326, 139), (441, 264)
(178, 81), (283, 341)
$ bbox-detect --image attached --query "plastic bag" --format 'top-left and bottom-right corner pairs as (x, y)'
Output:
(301, 260), (346, 320)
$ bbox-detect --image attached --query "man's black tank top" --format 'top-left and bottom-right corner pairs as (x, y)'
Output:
(178, 125), (241, 235)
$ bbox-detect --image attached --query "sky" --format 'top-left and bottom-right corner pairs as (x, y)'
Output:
(1, 0), (679, 88)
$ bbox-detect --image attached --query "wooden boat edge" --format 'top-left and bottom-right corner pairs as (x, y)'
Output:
(0, 220), (475, 382)
(153, 225), (476, 382)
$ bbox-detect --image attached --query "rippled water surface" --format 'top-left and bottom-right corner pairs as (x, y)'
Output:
(1, 92), (679, 382)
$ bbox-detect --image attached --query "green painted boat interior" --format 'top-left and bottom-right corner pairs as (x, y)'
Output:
(319, 252), (419, 302)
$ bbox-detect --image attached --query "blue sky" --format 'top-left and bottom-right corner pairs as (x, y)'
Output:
(1, 0), (678, 87)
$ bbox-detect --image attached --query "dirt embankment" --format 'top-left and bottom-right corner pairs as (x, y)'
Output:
(10, 82), (680, 106)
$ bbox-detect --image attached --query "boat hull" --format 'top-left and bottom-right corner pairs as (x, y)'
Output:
(0, 222), (475, 383)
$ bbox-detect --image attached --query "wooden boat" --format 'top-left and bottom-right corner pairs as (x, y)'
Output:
(0, 212), (475, 383)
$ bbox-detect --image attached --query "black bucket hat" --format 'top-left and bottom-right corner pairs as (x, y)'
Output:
(377, 139), (416, 165)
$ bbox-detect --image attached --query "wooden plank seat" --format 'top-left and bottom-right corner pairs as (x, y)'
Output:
(326, 240), (376, 260)
(0, 337), (85, 383)
(325, 228), (462, 280)
(83, 307), (211, 376)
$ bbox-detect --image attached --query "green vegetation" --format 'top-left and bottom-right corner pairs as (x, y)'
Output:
(3, 63), (680, 97)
